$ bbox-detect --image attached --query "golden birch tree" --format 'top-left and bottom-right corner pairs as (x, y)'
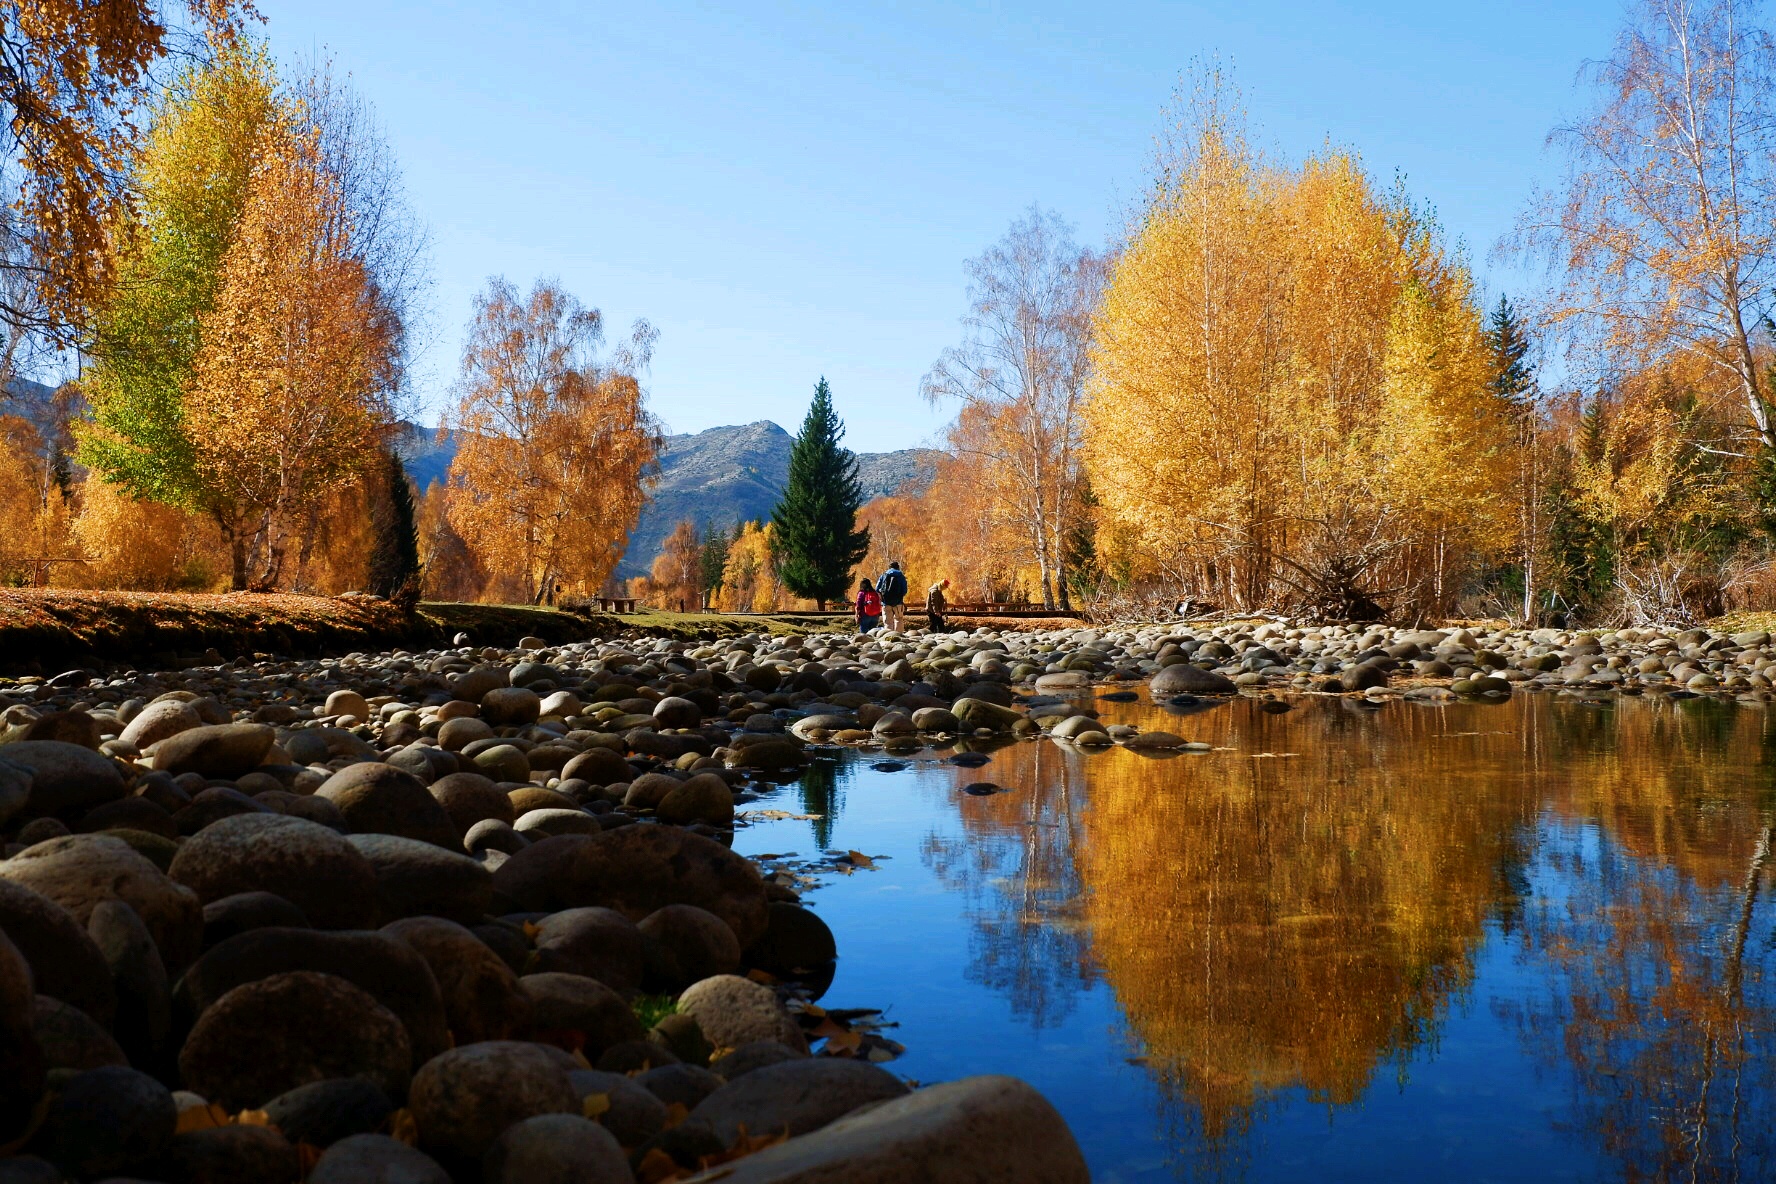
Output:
(184, 112), (396, 589)
(1513, 0), (1776, 454)
(444, 278), (661, 604)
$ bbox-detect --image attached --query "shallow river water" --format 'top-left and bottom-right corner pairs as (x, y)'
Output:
(733, 692), (1776, 1183)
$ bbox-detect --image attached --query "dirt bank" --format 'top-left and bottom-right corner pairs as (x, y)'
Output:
(0, 591), (850, 673)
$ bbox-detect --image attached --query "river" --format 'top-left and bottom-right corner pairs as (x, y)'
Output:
(734, 691), (1776, 1183)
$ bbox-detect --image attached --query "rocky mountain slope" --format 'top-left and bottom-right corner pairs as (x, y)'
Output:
(396, 419), (940, 578)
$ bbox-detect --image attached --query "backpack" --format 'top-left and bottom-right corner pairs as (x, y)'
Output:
(859, 588), (882, 616)
(878, 568), (907, 604)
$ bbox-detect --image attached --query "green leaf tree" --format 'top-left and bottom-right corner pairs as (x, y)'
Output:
(77, 43), (279, 512)
(771, 377), (870, 609)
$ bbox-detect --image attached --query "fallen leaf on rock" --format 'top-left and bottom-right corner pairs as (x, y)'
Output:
(845, 850), (875, 868)
(234, 1109), (272, 1126)
(636, 1147), (689, 1183)
(175, 1103), (230, 1134)
(745, 968), (778, 985)
(662, 1101), (690, 1130)
(388, 1109), (418, 1146)
(582, 1092), (611, 1119)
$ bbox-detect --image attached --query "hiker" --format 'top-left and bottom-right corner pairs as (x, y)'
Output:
(855, 577), (883, 633)
(926, 578), (949, 632)
(877, 561), (908, 632)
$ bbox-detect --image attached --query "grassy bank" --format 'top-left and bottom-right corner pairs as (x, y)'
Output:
(0, 591), (851, 673)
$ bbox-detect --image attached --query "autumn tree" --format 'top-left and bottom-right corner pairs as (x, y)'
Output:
(79, 43), (278, 512)
(0, 0), (256, 332)
(1514, 0), (1776, 462)
(716, 520), (781, 612)
(183, 112), (397, 589)
(445, 277), (661, 603)
(924, 207), (1102, 609)
(1086, 67), (1515, 619)
(651, 519), (703, 611)
(699, 523), (730, 608)
(771, 378), (869, 609)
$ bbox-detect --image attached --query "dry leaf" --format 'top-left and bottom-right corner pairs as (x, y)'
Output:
(661, 1101), (690, 1130)
(388, 1108), (418, 1146)
(698, 1123), (791, 1169)
(233, 1109), (272, 1127)
(636, 1147), (689, 1183)
(745, 968), (777, 985)
(175, 1103), (230, 1134)
(845, 850), (875, 868)
(582, 1092), (612, 1119)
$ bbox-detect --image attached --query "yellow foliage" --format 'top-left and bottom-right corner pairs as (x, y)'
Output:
(445, 278), (660, 604)
(70, 477), (226, 591)
(715, 521), (783, 613)
(1085, 81), (1516, 617)
(650, 520), (702, 611)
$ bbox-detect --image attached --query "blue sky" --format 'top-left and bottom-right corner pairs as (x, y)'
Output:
(251, 0), (1626, 451)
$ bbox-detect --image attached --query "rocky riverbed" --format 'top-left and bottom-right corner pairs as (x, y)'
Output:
(0, 615), (1765, 1182)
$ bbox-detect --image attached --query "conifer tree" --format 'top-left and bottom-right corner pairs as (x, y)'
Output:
(367, 449), (421, 606)
(771, 378), (870, 609)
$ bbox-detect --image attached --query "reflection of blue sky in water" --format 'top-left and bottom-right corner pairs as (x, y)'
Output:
(735, 694), (1776, 1182)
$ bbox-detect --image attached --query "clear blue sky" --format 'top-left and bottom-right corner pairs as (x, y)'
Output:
(252, 0), (1625, 451)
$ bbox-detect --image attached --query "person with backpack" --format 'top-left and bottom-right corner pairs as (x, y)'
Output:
(926, 578), (949, 632)
(877, 561), (908, 632)
(854, 577), (883, 633)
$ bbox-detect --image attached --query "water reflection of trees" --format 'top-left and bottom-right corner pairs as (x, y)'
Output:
(921, 740), (1101, 1028)
(1514, 697), (1776, 1183)
(924, 693), (1776, 1179)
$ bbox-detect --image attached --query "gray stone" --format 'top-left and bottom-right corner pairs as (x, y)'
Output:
(262, 1077), (394, 1149)
(1149, 664), (1237, 695)
(169, 812), (380, 930)
(688, 1057), (908, 1145)
(347, 832), (493, 923)
(566, 1067), (669, 1148)
(160, 1123), (300, 1184)
(316, 763), (460, 849)
(179, 970), (412, 1111)
(678, 1074), (1089, 1183)
(88, 899), (170, 1067)
(531, 906), (645, 992)
(519, 972), (646, 1059)
(151, 723), (275, 778)
(0, 740), (126, 817)
(382, 916), (531, 1044)
(676, 974), (807, 1054)
(408, 1040), (579, 1165)
(37, 1066), (175, 1179)
(482, 1114), (633, 1184)
(0, 833), (202, 974)
(32, 993), (127, 1070)
(0, 877), (116, 1026)
(428, 771), (514, 835)
(201, 890), (311, 948)
(482, 687), (542, 727)
(639, 904), (741, 990)
(309, 1133), (450, 1184)
(744, 902), (836, 977)
(656, 773), (735, 827)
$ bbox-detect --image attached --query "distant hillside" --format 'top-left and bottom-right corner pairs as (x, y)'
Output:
(393, 419), (941, 578)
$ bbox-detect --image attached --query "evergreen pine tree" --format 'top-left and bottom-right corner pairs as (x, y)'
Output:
(770, 378), (870, 609)
(699, 523), (730, 606)
(367, 448), (421, 608)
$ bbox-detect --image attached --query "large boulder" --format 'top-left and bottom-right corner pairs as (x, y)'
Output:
(640, 904), (741, 990)
(0, 878), (116, 1026)
(347, 833), (493, 923)
(678, 1075), (1090, 1183)
(0, 740), (126, 817)
(309, 1134), (450, 1184)
(117, 699), (202, 750)
(530, 907), (644, 992)
(687, 1057), (908, 1145)
(89, 898), (171, 1067)
(175, 927), (450, 1065)
(0, 930), (47, 1145)
(382, 917), (531, 1045)
(1150, 664), (1237, 695)
(315, 763), (460, 849)
(428, 771), (515, 836)
(168, 813), (380, 930)
(151, 723), (275, 779)
(656, 773), (735, 827)
(0, 756), (28, 826)
(493, 828), (768, 946)
(0, 833), (202, 973)
(262, 1078), (394, 1150)
(35, 1065), (176, 1180)
(408, 1040), (578, 1166)
(676, 974), (806, 1054)
(179, 970), (412, 1111)
(482, 1113), (633, 1184)
(520, 972), (646, 1060)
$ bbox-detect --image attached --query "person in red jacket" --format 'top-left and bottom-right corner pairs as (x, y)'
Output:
(855, 578), (883, 632)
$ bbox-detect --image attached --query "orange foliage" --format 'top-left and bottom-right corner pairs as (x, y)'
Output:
(69, 476), (225, 591)
(444, 278), (660, 604)
(185, 111), (395, 590)
(650, 520), (702, 611)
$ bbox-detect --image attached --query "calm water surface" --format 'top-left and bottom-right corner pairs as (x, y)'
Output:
(732, 693), (1776, 1183)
